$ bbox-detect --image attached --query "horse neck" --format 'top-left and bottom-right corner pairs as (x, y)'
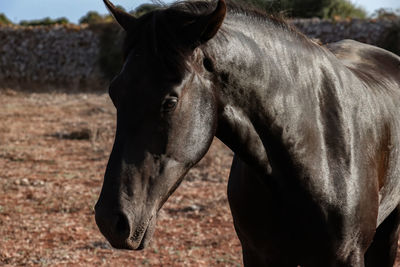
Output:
(205, 15), (329, 173)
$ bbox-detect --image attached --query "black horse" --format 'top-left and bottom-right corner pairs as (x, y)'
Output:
(94, 0), (400, 266)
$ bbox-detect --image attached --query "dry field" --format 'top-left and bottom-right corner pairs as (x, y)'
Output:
(0, 89), (399, 266)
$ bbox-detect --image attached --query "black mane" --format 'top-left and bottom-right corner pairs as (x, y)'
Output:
(164, 0), (298, 34)
(122, 0), (308, 72)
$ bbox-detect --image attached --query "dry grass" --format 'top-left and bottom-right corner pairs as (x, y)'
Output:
(0, 89), (399, 266)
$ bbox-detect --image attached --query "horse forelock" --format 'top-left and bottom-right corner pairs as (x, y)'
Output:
(122, 11), (189, 75)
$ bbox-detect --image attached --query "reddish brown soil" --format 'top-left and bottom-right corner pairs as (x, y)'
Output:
(0, 89), (399, 266)
(0, 89), (240, 266)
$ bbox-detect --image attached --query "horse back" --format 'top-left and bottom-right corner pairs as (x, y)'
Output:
(325, 39), (400, 88)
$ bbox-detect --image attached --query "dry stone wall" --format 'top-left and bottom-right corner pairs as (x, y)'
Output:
(0, 19), (399, 91)
(0, 25), (105, 90)
(291, 18), (398, 48)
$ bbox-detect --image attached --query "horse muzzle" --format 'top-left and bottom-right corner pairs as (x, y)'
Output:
(94, 204), (156, 250)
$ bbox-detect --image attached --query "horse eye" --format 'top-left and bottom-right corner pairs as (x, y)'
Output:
(162, 97), (178, 112)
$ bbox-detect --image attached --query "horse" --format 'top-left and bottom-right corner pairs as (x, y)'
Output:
(94, 0), (400, 266)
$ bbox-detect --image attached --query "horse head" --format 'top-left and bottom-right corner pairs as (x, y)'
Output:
(95, 0), (226, 250)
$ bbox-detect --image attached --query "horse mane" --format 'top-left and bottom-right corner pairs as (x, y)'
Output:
(122, 0), (310, 73)
(166, 0), (300, 34)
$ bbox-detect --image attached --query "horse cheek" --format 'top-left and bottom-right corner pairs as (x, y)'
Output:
(169, 91), (216, 165)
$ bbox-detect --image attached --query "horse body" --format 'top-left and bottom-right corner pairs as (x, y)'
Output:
(95, 0), (400, 265)
(325, 40), (400, 227)
(207, 12), (400, 265)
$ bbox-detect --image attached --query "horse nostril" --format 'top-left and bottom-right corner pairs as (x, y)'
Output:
(114, 212), (130, 237)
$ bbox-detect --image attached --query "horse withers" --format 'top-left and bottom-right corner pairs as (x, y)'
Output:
(94, 0), (400, 266)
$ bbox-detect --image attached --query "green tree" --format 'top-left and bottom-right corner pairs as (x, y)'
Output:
(79, 11), (105, 24)
(322, 0), (367, 19)
(280, 0), (332, 18)
(115, 5), (127, 12)
(20, 17), (69, 26)
(372, 8), (400, 20)
(0, 13), (12, 25)
(233, 0), (366, 19)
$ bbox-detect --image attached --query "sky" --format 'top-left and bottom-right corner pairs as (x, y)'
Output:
(0, 0), (399, 24)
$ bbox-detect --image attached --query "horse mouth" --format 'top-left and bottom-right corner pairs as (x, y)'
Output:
(127, 224), (151, 250)
(121, 216), (156, 251)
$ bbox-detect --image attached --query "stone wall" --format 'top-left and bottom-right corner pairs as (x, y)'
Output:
(0, 25), (106, 90)
(291, 18), (399, 49)
(0, 19), (399, 91)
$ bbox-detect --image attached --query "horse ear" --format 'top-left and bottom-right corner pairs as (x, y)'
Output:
(103, 0), (136, 32)
(199, 0), (226, 42)
(185, 0), (226, 46)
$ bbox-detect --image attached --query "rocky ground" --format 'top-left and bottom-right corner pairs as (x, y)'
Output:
(0, 89), (241, 266)
(0, 89), (399, 266)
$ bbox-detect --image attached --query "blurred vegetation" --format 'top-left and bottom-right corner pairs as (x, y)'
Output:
(0, 13), (13, 25)
(78, 3), (160, 25)
(233, 0), (366, 19)
(79, 11), (107, 24)
(20, 17), (69, 26)
(322, 0), (367, 19)
(79, 5), (128, 25)
(373, 8), (400, 20)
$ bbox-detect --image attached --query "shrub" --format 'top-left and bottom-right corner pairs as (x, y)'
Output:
(280, 0), (332, 18)
(79, 11), (105, 24)
(20, 17), (69, 26)
(233, 0), (366, 19)
(372, 8), (400, 20)
(0, 13), (13, 25)
(322, 0), (367, 19)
